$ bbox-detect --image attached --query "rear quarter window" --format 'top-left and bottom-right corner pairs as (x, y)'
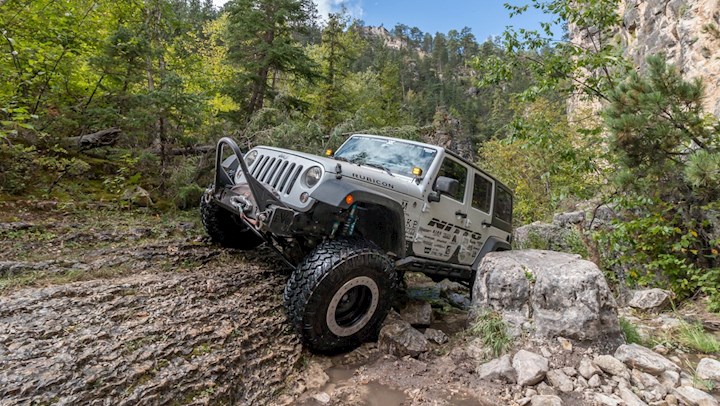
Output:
(472, 174), (493, 213)
(494, 186), (513, 223)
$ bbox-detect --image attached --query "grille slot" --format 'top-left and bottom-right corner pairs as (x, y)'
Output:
(253, 155), (269, 177)
(260, 157), (276, 181)
(286, 165), (303, 194)
(272, 161), (289, 188)
(278, 163), (296, 193)
(265, 159), (282, 183)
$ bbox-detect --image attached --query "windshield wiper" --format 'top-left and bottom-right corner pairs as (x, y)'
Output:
(333, 156), (350, 163)
(363, 162), (394, 177)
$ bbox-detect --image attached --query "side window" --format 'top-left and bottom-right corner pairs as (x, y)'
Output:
(435, 158), (467, 202)
(495, 186), (513, 223)
(472, 174), (493, 213)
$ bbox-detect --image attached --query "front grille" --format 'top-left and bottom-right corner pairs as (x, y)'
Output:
(249, 154), (303, 195)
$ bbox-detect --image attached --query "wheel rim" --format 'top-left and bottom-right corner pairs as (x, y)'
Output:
(326, 276), (379, 337)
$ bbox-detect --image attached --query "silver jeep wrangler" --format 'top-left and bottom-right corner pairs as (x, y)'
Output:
(201, 134), (513, 353)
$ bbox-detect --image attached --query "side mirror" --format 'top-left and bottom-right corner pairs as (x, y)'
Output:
(428, 176), (459, 202)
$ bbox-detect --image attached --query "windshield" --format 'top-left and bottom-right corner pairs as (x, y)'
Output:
(334, 136), (438, 178)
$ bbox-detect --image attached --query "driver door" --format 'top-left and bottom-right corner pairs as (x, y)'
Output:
(413, 155), (473, 265)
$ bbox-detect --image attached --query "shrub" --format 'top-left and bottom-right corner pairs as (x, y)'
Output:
(619, 317), (643, 345)
(469, 310), (512, 357)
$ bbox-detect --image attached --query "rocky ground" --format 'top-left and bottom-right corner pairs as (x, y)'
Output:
(1, 201), (719, 405)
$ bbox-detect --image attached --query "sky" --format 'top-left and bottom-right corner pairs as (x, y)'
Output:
(213, 1), (556, 41)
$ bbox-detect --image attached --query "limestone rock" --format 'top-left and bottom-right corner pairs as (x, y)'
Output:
(619, 386), (649, 406)
(696, 358), (720, 382)
(424, 328), (449, 345)
(594, 355), (630, 380)
(594, 393), (623, 406)
(477, 354), (516, 383)
(472, 250), (622, 345)
(530, 395), (563, 406)
(579, 357), (601, 379)
(674, 386), (719, 406)
(513, 350), (549, 387)
(378, 311), (428, 357)
(627, 289), (674, 312)
(312, 392), (331, 404)
(302, 361), (329, 390)
(536, 381), (556, 396)
(546, 369), (574, 393)
(614, 344), (679, 375)
(660, 370), (680, 390)
(400, 299), (433, 327)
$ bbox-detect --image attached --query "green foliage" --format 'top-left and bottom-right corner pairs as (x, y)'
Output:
(605, 55), (718, 175)
(601, 56), (720, 308)
(478, 98), (602, 224)
(675, 322), (720, 354)
(478, 0), (629, 102)
(469, 310), (512, 357)
(619, 317), (643, 345)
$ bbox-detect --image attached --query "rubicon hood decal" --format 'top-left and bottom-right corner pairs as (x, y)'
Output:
(350, 173), (395, 189)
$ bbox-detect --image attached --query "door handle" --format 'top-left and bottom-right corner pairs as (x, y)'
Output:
(481, 220), (491, 227)
(455, 210), (467, 218)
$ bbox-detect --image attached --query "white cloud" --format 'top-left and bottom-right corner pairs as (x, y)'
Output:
(313, 0), (363, 23)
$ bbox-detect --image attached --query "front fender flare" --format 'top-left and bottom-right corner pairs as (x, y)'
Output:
(310, 180), (406, 257)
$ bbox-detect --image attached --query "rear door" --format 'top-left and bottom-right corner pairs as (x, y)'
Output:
(413, 155), (474, 264)
(460, 172), (495, 263)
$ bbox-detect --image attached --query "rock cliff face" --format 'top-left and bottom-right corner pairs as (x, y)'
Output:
(620, 0), (720, 115)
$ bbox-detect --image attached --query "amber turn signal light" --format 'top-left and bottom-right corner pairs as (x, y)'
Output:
(412, 167), (423, 176)
(345, 194), (354, 205)
(325, 149), (333, 156)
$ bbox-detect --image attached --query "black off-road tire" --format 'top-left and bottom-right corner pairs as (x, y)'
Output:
(199, 191), (263, 250)
(284, 238), (398, 353)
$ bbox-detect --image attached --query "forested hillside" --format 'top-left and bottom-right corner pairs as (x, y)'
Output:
(0, 0), (530, 204)
(2, 0), (720, 311)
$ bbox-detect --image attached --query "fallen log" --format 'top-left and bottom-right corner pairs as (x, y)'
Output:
(66, 127), (122, 150)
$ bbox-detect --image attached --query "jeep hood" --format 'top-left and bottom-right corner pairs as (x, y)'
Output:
(252, 146), (422, 196)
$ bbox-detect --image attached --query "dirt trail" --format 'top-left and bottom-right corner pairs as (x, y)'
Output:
(0, 206), (302, 405)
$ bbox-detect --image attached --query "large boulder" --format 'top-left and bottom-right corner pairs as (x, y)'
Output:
(472, 250), (622, 346)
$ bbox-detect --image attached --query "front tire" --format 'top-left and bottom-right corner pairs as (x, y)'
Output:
(284, 238), (398, 353)
(199, 188), (263, 250)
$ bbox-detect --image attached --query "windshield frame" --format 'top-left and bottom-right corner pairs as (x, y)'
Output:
(333, 135), (440, 179)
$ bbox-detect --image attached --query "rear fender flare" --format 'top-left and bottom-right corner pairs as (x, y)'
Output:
(472, 236), (511, 271)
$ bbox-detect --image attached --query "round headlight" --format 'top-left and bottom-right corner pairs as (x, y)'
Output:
(304, 166), (322, 188)
(244, 150), (258, 167)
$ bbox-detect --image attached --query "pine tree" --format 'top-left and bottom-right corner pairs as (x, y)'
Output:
(225, 0), (319, 120)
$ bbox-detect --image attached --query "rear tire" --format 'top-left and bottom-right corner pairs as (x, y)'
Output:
(199, 188), (263, 250)
(284, 238), (398, 353)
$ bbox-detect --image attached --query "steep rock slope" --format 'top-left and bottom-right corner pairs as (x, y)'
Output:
(621, 0), (720, 115)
